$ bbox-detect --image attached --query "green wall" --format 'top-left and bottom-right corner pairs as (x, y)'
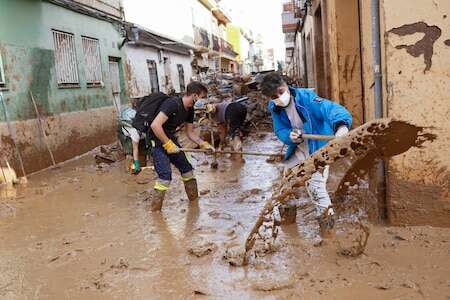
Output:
(0, 0), (127, 121)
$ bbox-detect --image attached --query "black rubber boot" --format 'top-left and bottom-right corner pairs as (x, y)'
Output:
(184, 179), (199, 202)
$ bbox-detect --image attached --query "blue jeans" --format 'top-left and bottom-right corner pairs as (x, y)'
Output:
(152, 144), (193, 184)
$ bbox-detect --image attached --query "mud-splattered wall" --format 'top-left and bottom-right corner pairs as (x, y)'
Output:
(0, 0), (127, 175)
(382, 0), (450, 226)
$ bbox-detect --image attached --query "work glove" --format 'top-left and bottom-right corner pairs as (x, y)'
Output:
(130, 159), (141, 175)
(163, 140), (180, 154)
(289, 129), (304, 144)
(199, 141), (215, 153)
(335, 125), (349, 138)
(206, 104), (216, 114)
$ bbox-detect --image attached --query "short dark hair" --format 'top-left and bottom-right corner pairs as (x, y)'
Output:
(186, 81), (208, 96)
(260, 72), (286, 97)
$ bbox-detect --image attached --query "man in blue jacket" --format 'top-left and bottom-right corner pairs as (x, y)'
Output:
(260, 73), (352, 236)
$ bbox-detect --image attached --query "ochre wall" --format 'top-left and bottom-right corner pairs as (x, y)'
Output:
(382, 0), (450, 226)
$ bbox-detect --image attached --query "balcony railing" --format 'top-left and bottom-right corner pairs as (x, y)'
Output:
(193, 26), (210, 48)
(193, 26), (237, 57)
(212, 35), (220, 52)
(220, 38), (236, 57)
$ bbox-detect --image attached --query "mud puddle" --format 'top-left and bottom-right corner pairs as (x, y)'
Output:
(1, 132), (449, 299)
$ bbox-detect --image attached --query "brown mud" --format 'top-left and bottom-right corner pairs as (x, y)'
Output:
(243, 118), (436, 260)
(1, 131), (449, 299)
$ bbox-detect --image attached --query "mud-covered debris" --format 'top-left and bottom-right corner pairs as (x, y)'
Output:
(223, 245), (248, 267)
(251, 276), (295, 291)
(48, 255), (60, 262)
(236, 188), (262, 202)
(94, 144), (125, 165)
(200, 189), (210, 196)
(338, 221), (370, 257)
(188, 241), (217, 257)
(208, 210), (233, 220)
(193, 290), (208, 296)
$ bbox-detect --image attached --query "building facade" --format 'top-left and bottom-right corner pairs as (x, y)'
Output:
(283, 0), (450, 226)
(0, 0), (127, 175)
(124, 25), (194, 98)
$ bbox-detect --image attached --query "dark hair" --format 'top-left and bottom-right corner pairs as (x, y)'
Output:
(260, 72), (286, 97)
(186, 81), (208, 96)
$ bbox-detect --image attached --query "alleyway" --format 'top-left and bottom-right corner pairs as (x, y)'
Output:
(1, 133), (449, 299)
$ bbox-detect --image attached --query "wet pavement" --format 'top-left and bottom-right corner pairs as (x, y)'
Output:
(1, 133), (449, 299)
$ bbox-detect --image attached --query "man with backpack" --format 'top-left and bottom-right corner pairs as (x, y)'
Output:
(135, 81), (214, 212)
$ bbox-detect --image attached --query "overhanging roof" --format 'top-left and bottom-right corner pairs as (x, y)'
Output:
(125, 23), (195, 56)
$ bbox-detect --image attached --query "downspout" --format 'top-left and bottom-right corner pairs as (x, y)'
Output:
(371, 0), (387, 220)
(371, 0), (383, 118)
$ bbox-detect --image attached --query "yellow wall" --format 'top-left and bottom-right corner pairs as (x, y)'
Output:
(226, 23), (242, 62)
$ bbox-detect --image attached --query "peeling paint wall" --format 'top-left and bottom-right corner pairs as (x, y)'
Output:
(382, 0), (450, 226)
(0, 0), (126, 174)
(125, 45), (193, 98)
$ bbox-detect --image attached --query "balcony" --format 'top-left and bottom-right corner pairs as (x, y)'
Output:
(220, 38), (237, 57)
(212, 35), (220, 52)
(193, 26), (210, 49)
(282, 11), (299, 33)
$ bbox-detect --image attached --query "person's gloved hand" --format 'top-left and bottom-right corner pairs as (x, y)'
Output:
(131, 159), (141, 175)
(206, 104), (216, 114)
(335, 125), (349, 137)
(289, 129), (303, 143)
(163, 140), (180, 154)
(200, 141), (215, 153)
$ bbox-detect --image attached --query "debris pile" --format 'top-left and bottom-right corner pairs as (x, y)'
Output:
(194, 72), (272, 130)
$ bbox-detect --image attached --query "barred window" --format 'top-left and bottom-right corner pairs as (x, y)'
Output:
(0, 53), (5, 87)
(82, 36), (103, 86)
(177, 64), (185, 92)
(52, 30), (79, 86)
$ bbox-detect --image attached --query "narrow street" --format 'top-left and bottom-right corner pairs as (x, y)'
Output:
(1, 133), (449, 299)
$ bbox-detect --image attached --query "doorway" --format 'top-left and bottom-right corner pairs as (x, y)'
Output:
(108, 57), (122, 114)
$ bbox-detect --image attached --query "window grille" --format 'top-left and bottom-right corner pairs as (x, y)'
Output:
(82, 36), (103, 86)
(177, 64), (185, 92)
(52, 30), (79, 86)
(147, 60), (159, 93)
(0, 54), (5, 87)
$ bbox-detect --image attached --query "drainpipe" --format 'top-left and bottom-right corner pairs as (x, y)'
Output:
(371, 0), (383, 118)
(371, 0), (387, 220)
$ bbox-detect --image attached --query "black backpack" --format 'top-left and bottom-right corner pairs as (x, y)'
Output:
(132, 92), (170, 133)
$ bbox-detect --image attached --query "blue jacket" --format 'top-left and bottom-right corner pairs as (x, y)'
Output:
(268, 87), (352, 160)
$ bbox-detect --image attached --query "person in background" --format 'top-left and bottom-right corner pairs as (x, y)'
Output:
(206, 101), (247, 153)
(260, 72), (352, 237)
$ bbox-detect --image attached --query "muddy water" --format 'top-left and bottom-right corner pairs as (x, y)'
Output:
(1, 133), (449, 299)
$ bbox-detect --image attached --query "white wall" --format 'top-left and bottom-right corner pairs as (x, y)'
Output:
(125, 45), (193, 97)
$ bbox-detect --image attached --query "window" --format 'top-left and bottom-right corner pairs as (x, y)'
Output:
(147, 60), (159, 93)
(52, 30), (79, 86)
(177, 64), (185, 92)
(82, 36), (103, 86)
(0, 53), (5, 88)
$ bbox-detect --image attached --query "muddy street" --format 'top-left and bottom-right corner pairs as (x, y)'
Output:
(0, 133), (448, 299)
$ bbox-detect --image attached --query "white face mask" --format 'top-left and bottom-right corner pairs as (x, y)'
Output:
(273, 90), (291, 107)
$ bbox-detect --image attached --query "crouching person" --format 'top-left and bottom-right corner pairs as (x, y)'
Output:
(147, 82), (214, 212)
(260, 73), (352, 237)
(206, 101), (247, 157)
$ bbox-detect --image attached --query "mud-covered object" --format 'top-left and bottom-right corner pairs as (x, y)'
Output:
(116, 125), (147, 156)
(241, 118), (436, 263)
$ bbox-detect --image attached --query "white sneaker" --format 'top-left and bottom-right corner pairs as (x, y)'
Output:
(306, 166), (334, 217)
